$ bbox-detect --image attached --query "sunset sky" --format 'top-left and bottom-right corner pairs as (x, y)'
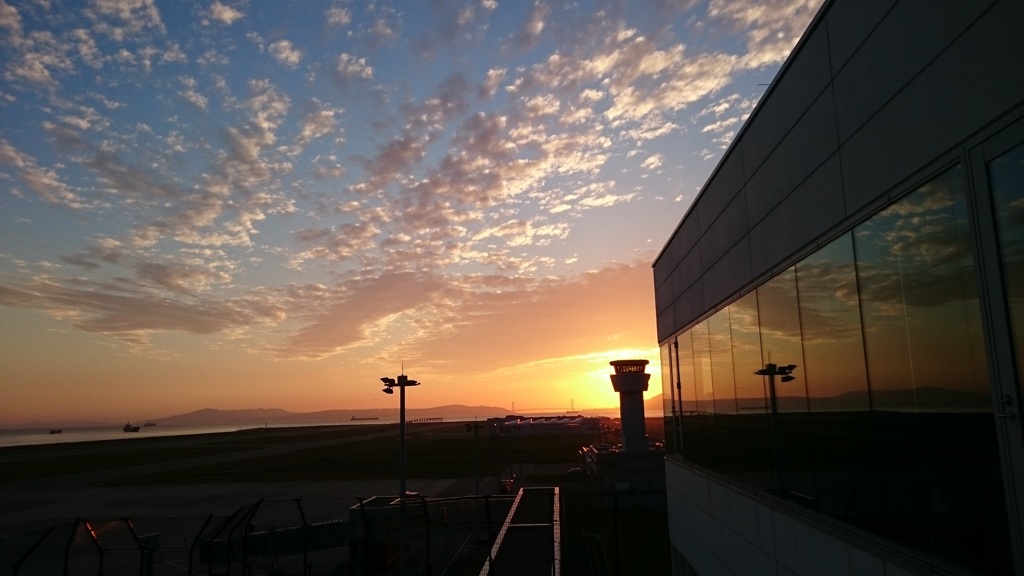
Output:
(0, 0), (822, 426)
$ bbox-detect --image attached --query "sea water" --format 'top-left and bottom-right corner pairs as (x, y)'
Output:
(0, 420), (397, 448)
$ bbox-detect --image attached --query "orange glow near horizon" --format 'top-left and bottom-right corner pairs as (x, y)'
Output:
(0, 263), (662, 426)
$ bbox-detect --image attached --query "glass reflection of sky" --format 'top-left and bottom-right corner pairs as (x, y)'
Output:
(989, 143), (1024, 392)
(666, 165), (992, 414)
(856, 166), (989, 410)
(796, 234), (869, 409)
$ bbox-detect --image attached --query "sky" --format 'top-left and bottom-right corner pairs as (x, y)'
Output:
(0, 0), (823, 426)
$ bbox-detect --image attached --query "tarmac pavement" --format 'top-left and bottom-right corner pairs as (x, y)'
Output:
(0, 425), (468, 539)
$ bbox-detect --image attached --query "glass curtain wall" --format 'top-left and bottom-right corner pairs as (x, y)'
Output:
(660, 165), (1011, 574)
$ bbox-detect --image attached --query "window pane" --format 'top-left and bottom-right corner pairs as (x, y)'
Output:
(708, 311), (737, 415)
(691, 320), (714, 415)
(756, 268), (814, 498)
(661, 342), (680, 455)
(730, 292), (766, 413)
(795, 233), (875, 523)
(989, 142), (1024, 396)
(685, 320), (719, 469)
(728, 293), (773, 488)
(756, 269), (807, 412)
(698, 308), (750, 477)
(856, 167), (989, 410)
(795, 233), (869, 410)
(854, 165), (1007, 574)
(676, 330), (701, 463)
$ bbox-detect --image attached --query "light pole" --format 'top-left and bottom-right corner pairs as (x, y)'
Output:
(755, 362), (796, 492)
(380, 374), (420, 498)
(380, 373), (420, 575)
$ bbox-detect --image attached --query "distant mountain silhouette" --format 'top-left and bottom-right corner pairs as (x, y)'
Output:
(150, 404), (513, 426)
(645, 394), (664, 413)
(672, 386), (992, 413)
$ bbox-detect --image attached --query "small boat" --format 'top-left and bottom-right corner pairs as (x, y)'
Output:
(143, 422), (156, 426)
(351, 416), (379, 421)
(49, 428), (62, 434)
(123, 422), (140, 432)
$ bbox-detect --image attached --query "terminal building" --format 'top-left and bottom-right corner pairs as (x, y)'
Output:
(485, 415), (602, 436)
(652, 0), (1024, 575)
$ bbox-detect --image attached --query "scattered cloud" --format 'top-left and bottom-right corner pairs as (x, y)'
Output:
(0, 1), (823, 420)
(209, 1), (244, 26)
(641, 154), (663, 170)
(269, 39), (302, 68)
(326, 7), (351, 27)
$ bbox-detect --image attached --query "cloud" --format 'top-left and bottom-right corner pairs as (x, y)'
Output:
(414, 262), (657, 373)
(70, 28), (103, 68)
(326, 7), (351, 26)
(0, 138), (27, 168)
(136, 261), (230, 293)
(291, 217), (382, 265)
(369, 9), (399, 44)
(641, 154), (663, 170)
(60, 242), (125, 269)
(362, 136), (428, 186)
(701, 116), (740, 133)
(86, 0), (166, 40)
(0, 138), (91, 208)
(296, 99), (341, 146)
(4, 30), (75, 88)
(580, 191), (636, 209)
(209, 1), (244, 26)
(269, 39), (302, 68)
(479, 67), (506, 99)
(411, 0), (499, 57)
(313, 161), (346, 180)
(0, 1), (24, 45)
(178, 75), (208, 110)
(508, 19), (740, 137)
(0, 276), (283, 347)
(271, 260), (656, 363)
(162, 41), (187, 63)
(516, 1), (549, 49)
(708, 0), (822, 68)
(405, 72), (472, 130)
(335, 53), (373, 79)
(212, 78), (291, 189)
(277, 271), (447, 359)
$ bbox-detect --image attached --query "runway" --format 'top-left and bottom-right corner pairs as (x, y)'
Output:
(0, 424), (475, 539)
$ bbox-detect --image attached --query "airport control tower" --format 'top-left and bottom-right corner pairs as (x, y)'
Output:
(609, 359), (651, 453)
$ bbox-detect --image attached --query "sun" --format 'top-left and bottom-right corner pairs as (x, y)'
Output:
(556, 351), (663, 413)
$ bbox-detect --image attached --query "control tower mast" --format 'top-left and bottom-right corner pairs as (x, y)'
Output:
(609, 359), (651, 453)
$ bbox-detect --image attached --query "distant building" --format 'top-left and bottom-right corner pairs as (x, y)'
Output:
(486, 415), (601, 436)
(653, 0), (1024, 575)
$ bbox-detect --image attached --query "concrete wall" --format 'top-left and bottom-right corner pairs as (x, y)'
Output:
(653, 0), (1024, 342)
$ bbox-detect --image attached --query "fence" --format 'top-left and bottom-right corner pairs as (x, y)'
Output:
(1, 495), (519, 576)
